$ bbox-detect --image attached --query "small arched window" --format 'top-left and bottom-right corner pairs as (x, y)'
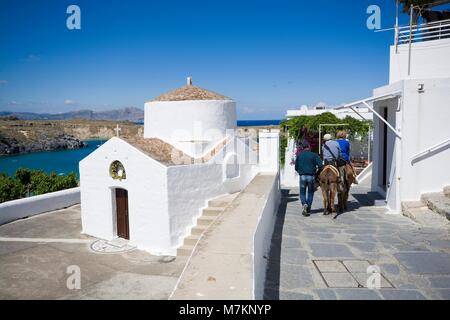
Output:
(110, 161), (126, 181)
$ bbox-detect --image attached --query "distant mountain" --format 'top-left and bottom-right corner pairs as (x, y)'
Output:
(0, 107), (144, 122)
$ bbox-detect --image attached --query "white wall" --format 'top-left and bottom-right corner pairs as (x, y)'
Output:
(259, 130), (280, 173)
(281, 137), (299, 187)
(373, 78), (450, 211)
(390, 38), (450, 83)
(0, 188), (80, 225)
(253, 173), (280, 300)
(144, 100), (237, 157)
(79, 137), (172, 255)
(166, 137), (258, 250)
(399, 78), (450, 201)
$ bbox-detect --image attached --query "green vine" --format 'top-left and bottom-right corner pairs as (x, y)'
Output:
(279, 112), (372, 165)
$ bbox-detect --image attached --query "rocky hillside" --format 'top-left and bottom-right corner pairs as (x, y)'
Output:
(0, 119), (143, 155)
(0, 107), (144, 122)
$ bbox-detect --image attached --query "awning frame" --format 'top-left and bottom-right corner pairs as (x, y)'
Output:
(337, 92), (403, 139)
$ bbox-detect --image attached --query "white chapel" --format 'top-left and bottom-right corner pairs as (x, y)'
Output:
(79, 78), (279, 256)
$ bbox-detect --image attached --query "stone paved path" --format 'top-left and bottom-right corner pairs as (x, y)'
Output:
(264, 181), (450, 300)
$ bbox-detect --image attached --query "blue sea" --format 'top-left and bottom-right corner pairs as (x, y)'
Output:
(0, 140), (106, 178)
(0, 120), (281, 178)
(237, 120), (281, 127)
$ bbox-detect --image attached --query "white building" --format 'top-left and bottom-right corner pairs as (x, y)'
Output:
(282, 17), (450, 213)
(286, 105), (373, 121)
(80, 79), (279, 256)
(339, 18), (450, 213)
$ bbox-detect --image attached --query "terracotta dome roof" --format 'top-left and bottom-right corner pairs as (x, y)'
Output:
(151, 79), (232, 102)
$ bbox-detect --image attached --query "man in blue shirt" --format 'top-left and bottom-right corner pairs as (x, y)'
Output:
(295, 142), (323, 216)
(336, 130), (358, 184)
(336, 131), (350, 162)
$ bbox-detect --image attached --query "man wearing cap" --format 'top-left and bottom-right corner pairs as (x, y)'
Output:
(322, 134), (342, 166)
(295, 142), (323, 216)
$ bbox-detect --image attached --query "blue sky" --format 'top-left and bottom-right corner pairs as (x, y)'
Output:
(0, 0), (440, 119)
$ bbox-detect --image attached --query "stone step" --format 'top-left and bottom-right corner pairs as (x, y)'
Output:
(402, 205), (449, 228)
(177, 245), (194, 256)
(444, 186), (450, 198)
(191, 225), (208, 236)
(202, 207), (224, 217)
(421, 192), (450, 221)
(402, 201), (424, 211)
(208, 193), (239, 208)
(197, 215), (216, 226)
(184, 235), (201, 246)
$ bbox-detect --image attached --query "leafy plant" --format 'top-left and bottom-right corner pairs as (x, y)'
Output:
(0, 169), (78, 203)
(279, 113), (372, 165)
(0, 173), (24, 203)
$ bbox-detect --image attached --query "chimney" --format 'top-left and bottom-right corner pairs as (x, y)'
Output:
(187, 77), (193, 86)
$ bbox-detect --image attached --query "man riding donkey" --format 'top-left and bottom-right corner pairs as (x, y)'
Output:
(319, 133), (357, 218)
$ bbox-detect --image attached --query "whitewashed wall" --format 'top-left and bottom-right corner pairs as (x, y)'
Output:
(259, 130), (280, 173)
(281, 137), (299, 187)
(373, 78), (450, 212)
(166, 137), (258, 250)
(79, 137), (171, 255)
(399, 78), (450, 201)
(253, 173), (280, 299)
(144, 100), (237, 157)
(390, 39), (450, 83)
(0, 188), (80, 225)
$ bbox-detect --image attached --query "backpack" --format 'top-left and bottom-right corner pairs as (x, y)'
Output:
(324, 142), (347, 167)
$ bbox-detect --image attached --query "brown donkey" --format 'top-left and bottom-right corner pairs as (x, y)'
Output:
(339, 163), (356, 211)
(319, 165), (341, 218)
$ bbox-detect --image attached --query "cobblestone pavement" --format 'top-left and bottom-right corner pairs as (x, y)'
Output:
(264, 182), (450, 300)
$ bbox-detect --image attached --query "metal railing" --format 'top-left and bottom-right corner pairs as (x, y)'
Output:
(396, 18), (450, 46)
(411, 138), (450, 163)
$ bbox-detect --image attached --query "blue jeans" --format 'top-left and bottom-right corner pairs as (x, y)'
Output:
(300, 175), (315, 209)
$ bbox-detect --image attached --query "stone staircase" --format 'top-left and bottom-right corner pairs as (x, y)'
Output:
(176, 193), (238, 256)
(402, 185), (450, 227)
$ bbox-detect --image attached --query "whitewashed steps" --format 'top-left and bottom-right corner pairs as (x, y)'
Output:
(202, 207), (224, 217)
(197, 216), (216, 226)
(177, 245), (195, 256)
(176, 193), (238, 256)
(208, 193), (239, 208)
(183, 235), (201, 246)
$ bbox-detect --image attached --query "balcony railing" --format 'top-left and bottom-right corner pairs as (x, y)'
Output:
(396, 18), (450, 46)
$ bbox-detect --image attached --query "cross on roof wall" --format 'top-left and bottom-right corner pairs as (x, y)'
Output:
(114, 124), (121, 137)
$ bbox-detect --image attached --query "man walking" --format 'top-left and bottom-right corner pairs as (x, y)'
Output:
(295, 142), (323, 217)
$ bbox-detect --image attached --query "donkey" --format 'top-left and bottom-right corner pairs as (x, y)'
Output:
(319, 165), (341, 218)
(338, 163), (357, 211)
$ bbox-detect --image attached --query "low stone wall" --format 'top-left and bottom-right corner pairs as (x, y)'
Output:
(170, 173), (280, 300)
(253, 174), (281, 299)
(0, 188), (80, 225)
